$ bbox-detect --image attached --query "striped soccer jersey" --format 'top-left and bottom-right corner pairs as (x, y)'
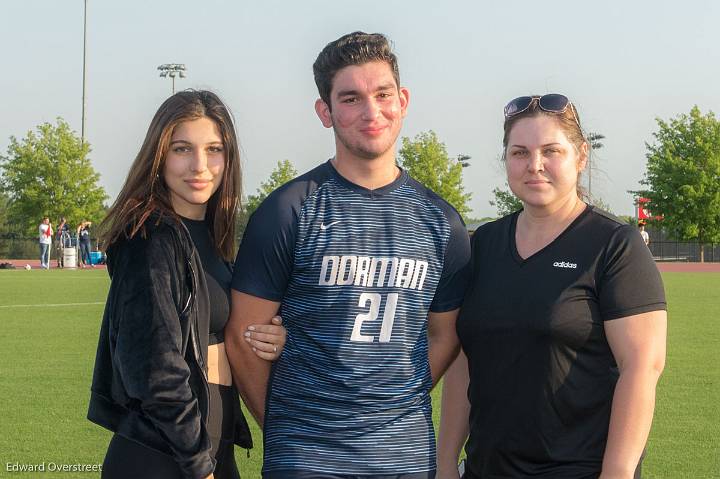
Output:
(232, 160), (470, 475)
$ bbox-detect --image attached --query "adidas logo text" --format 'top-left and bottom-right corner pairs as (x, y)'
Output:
(553, 261), (577, 269)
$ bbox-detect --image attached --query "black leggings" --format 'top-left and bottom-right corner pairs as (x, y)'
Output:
(102, 434), (241, 479)
(102, 434), (181, 479)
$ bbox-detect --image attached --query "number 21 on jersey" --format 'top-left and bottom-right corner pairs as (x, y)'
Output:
(350, 293), (399, 343)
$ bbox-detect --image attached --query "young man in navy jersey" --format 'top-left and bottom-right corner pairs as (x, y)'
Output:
(226, 32), (471, 478)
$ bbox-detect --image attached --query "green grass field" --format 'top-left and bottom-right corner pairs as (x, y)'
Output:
(0, 270), (718, 478)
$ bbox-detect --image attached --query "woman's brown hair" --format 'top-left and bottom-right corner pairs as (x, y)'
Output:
(100, 90), (241, 260)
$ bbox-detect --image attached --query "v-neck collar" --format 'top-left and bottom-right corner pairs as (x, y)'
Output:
(326, 159), (408, 198)
(509, 205), (592, 266)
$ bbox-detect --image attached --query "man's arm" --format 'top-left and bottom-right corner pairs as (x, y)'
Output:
(427, 308), (461, 387)
(225, 291), (281, 427)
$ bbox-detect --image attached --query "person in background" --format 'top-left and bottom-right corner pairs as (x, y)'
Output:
(38, 217), (53, 269)
(56, 217), (70, 268)
(437, 94), (667, 479)
(77, 220), (93, 268)
(88, 90), (287, 479)
(639, 223), (650, 247)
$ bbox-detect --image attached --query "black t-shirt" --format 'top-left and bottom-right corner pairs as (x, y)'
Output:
(79, 225), (91, 244)
(457, 206), (666, 478)
(182, 218), (232, 344)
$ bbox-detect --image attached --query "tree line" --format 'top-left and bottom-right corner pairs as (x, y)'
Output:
(0, 119), (107, 238)
(2, 106), (719, 260)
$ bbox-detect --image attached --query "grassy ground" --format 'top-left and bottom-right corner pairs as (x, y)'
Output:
(644, 274), (720, 477)
(0, 270), (717, 478)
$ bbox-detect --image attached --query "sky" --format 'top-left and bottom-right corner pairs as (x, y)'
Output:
(1, 0), (719, 218)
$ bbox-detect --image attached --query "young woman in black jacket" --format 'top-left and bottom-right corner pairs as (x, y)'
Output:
(89, 90), (286, 479)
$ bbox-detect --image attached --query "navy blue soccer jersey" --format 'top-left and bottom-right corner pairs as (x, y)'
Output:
(232, 160), (471, 475)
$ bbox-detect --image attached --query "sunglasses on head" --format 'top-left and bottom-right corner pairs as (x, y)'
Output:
(503, 93), (580, 127)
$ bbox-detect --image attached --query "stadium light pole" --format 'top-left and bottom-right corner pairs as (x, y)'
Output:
(586, 132), (605, 199)
(158, 63), (187, 95)
(81, 0), (88, 143)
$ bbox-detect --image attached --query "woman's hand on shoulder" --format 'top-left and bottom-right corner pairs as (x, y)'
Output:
(245, 316), (286, 361)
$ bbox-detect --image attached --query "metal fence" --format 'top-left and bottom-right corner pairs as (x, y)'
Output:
(0, 237), (97, 260)
(2, 236), (718, 262)
(649, 241), (719, 262)
(642, 225), (719, 262)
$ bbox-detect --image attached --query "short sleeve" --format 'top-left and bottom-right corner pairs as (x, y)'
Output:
(232, 190), (299, 301)
(430, 212), (471, 312)
(598, 225), (666, 321)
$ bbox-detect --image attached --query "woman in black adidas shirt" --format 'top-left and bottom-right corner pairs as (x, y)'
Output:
(437, 95), (667, 479)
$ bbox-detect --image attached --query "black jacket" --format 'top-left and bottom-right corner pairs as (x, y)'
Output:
(88, 215), (252, 479)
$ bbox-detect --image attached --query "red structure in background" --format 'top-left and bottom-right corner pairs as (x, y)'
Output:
(636, 197), (663, 225)
(637, 197), (651, 222)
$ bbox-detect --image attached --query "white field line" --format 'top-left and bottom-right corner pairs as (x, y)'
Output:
(0, 301), (104, 308)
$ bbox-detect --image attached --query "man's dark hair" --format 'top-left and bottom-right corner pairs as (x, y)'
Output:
(313, 31), (400, 108)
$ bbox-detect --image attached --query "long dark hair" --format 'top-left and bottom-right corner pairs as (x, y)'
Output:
(100, 90), (241, 260)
